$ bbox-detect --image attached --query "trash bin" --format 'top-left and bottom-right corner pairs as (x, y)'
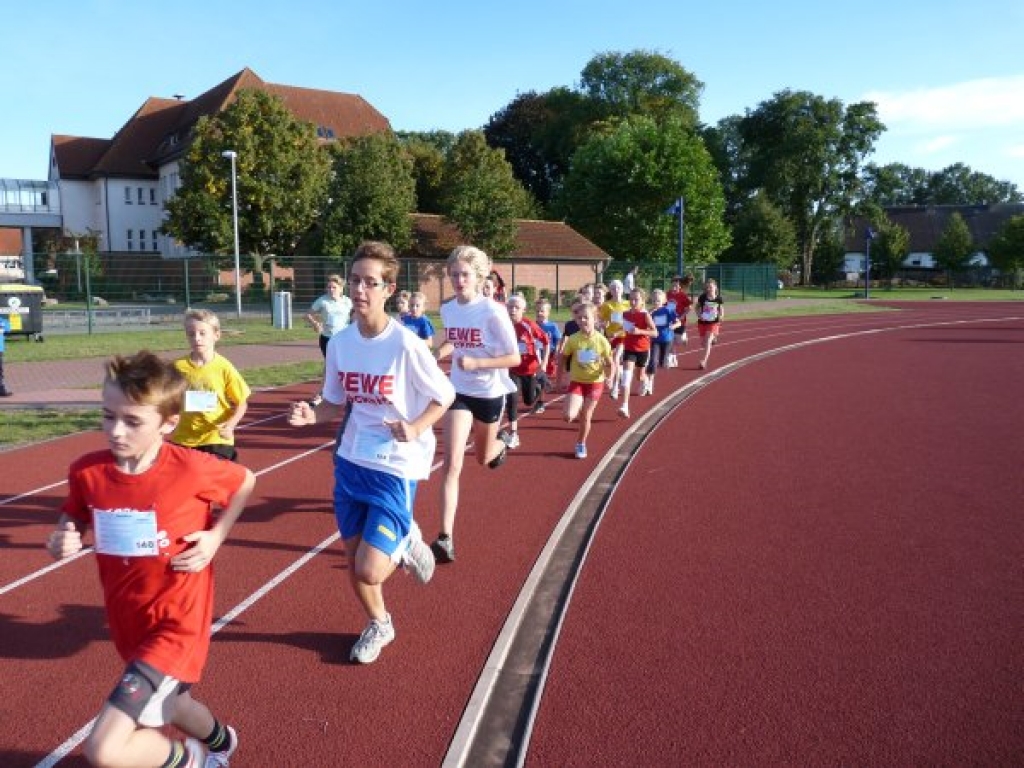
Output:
(272, 291), (293, 329)
(0, 283), (45, 341)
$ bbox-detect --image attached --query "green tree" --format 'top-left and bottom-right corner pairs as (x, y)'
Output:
(932, 212), (975, 287)
(701, 115), (751, 224)
(868, 216), (911, 288)
(163, 89), (331, 280)
(861, 162), (932, 207)
(724, 193), (797, 269)
(986, 214), (1024, 288)
(810, 226), (847, 288)
(557, 115), (728, 265)
(739, 90), (884, 284)
(314, 132), (416, 259)
(926, 163), (1022, 204)
(579, 49), (702, 126)
(439, 131), (536, 258)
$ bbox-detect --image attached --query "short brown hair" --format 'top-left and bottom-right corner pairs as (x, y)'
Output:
(352, 241), (399, 284)
(104, 351), (187, 419)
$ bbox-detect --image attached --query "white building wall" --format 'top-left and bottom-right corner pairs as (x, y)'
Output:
(105, 179), (163, 253)
(57, 179), (103, 237)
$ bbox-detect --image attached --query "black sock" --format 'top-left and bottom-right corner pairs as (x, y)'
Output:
(161, 741), (186, 768)
(203, 720), (232, 753)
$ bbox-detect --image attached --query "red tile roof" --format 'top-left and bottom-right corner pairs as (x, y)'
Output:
(52, 67), (391, 178)
(407, 214), (609, 262)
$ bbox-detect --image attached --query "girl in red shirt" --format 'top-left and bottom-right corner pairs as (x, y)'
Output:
(617, 288), (658, 419)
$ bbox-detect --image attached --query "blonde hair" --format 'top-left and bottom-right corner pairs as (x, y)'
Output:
(184, 307), (221, 332)
(104, 351), (187, 419)
(507, 293), (526, 309)
(326, 274), (343, 287)
(651, 288), (666, 304)
(447, 245), (491, 283)
(410, 291), (426, 304)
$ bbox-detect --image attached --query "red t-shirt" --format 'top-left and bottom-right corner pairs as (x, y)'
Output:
(623, 310), (655, 352)
(62, 443), (248, 682)
(666, 289), (692, 323)
(511, 318), (548, 376)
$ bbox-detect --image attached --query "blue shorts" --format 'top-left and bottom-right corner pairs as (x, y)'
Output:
(333, 455), (416, 557)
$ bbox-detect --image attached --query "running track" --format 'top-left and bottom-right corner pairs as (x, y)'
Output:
(1, 303), (1022, 766)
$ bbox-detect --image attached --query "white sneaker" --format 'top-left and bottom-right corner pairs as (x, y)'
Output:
(646, 380), (654, 395)
(204, 727), (238, 767)
(574, 442), (587, 459)
(401, 522), (436, 584)
(507, 431), (521, 449)
(183, 739), (205, 768)
(609, 386), (620, 400)
(351, 616), (395, 664)
(618, 404), (629, 419)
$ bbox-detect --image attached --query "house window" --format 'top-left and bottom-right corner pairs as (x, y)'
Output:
(152, 231), (159, 251)
(150, 188), (157, 205)
(125, 187), (132, 205)
(127, 229), (134, 250)
(137, 187), (144, 205)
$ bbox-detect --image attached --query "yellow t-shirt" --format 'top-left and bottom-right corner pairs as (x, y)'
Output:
(599, 299), (631, 340)
(563, 331), (612, 384)
(171, 354), (251, 447)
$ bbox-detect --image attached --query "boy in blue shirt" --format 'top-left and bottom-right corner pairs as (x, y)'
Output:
(0, 314), (12, 396)
(401, 291), (435, 348)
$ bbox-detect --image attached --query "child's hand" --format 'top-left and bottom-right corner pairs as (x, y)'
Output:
(171, 530), (222, 572)
(457, 355), (478, 372)
(288, 400), (316, 426)
(384, 419), (418, 442)
(47, 521), (83, 560)
(217, 424), (235, 441)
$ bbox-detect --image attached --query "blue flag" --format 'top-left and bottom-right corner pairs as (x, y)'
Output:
(664, 199), (681, 216)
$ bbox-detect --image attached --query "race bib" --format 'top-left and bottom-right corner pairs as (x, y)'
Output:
(518, 341), (529, 354)
(611, 311), (623, 324)
(622, 319), (635, 332)
(701, 307), (718, 322)
(654, 315), (668, 327)
(94, 509), (160, 557)
(577, 349), (599, 364)
(184, 390), (218, 412)
(353, 428), (393, 463)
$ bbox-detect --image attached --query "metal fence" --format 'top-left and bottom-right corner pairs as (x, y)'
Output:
(602, 261), (779, 301)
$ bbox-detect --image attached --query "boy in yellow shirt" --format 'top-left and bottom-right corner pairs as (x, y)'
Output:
(171, 309), (250, 462)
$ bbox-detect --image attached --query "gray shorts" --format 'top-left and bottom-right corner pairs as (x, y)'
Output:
(107, 660), (191, 727)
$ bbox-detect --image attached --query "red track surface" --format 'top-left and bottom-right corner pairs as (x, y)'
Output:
(2, 303), (1022, 766)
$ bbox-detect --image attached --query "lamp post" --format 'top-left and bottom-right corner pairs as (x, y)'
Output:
(864, 226), (875, 300)
(222, 150), (242, 318)
(665, 197), (685, 276)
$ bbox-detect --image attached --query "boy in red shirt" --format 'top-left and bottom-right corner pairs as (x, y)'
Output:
(666, 274), (694, 357)
(46, 351), (255, 768)
(501, 293), (549, 448)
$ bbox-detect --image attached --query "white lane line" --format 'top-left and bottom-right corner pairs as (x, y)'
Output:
(1, 440), (337, 597)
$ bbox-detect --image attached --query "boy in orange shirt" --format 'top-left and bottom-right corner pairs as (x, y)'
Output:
(46, 351), (255, 768)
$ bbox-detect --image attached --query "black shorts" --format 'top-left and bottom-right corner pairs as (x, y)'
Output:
(190, 443), (239, 462)
(450, 392), (505, 424)
(108, 660), (191, 727)
(622, 349), (650, 368)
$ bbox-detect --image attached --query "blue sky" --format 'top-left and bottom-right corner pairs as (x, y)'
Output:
(3, 0), (1022, 190)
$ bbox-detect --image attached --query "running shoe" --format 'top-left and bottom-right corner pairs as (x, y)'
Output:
(506, 432), (521, 449)
(698, 361), (706, 370)
(618, 404), (630, 419)
(488, 444), (508, 469)
(532, 402), (546, 414)
(183, 738), (205, 768)
(350, 616), (395, 664)
(204, 727), (238, 767)
(402, 522), (436, 584)
(431, 534), (455, 563)
(574, 442), (587, 459)
(609, 386), (620, 400)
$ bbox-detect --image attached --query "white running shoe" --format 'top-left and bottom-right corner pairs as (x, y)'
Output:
(507, 431), (521, 449)
(183, 739), (205, 768)
(401, 522), (436, 584)
(204, 727), (238, 767)
(618, 404), (629, 419)
(574, 442), (587, 459)
(609, 386), (620, 400)
(351, 616), (396, 664)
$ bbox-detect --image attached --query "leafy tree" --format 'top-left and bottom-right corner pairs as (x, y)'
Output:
(163, 89), (331, 280)
(986, 214), (1024, 288)
(439, 131), (537, 257)
(557, 115), (728, 265)
(579, 49), (702, 127)
(724, 193), (797, 269)
(932, 212), (975, 287)
(738, 90), (884, 285)
(701, 115), (751, 224)
(810, 226), (847, 288)
(397, 135), (448, 214)
(868, 215), (911, 287)
(926, 163), (1022, 205)
(861, 163), (932, 207)
(314, 132), (416, 259)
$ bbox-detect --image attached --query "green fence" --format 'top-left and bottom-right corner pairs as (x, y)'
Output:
(601, 261), (779, 301)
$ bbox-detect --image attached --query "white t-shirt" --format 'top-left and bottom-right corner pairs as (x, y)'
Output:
(439, 294), (518, 398)
(323, 319), (454, 480)
(310, 294), (353, 338)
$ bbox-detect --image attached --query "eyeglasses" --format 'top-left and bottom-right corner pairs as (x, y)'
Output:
(347, 276), (390, 290)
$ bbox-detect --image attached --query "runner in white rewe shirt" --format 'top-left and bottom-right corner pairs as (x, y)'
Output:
(432, 245), (521, 563)
(288, 241), (454, 665)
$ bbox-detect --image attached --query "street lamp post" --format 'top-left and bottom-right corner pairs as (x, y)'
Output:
(222, 150), (242, 318)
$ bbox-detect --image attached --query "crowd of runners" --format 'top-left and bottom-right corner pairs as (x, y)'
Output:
(42, 240), (725, 767)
